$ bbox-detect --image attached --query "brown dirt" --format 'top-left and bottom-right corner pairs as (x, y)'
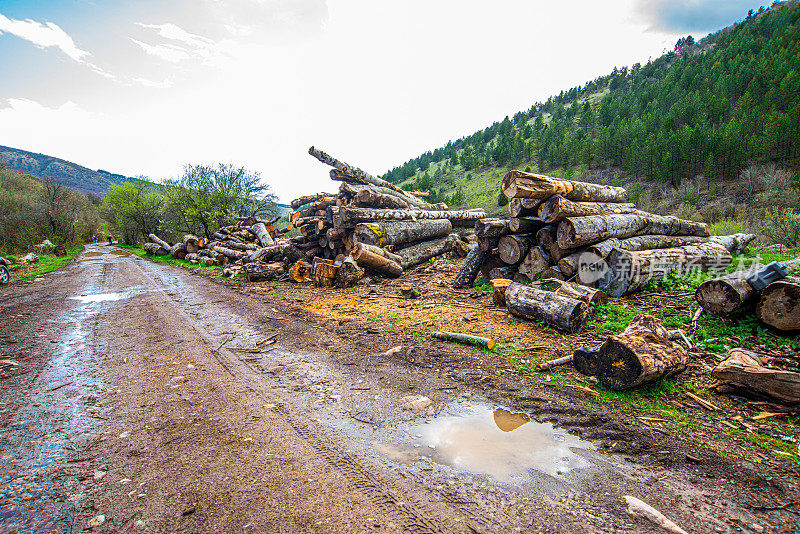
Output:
(0, 245), (797, 533)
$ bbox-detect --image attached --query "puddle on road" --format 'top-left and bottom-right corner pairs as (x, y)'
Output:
(70, 290), (140, 303)
(79, 246), (132, 265)
(377, 403), (595, 484)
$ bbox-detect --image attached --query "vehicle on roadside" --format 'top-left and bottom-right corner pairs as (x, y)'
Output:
(0, 256), (9, 284)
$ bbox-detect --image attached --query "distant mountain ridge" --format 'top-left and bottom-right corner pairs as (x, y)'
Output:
(0, 145), (131, 196)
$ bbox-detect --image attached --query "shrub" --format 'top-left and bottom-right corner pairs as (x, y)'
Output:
(497, 191), (508, 207)
(759, 208), (800, 247)
(710, 218), (749, 236)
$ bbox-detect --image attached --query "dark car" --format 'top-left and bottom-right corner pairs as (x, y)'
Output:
(0, 257), (8, 284)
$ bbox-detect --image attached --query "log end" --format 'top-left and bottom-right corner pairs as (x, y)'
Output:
(694, 280), (741, 315)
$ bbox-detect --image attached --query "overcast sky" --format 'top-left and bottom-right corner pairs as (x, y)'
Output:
(0, 0), (772, 202)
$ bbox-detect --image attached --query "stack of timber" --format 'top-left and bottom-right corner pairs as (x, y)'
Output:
(144, 215), (299, 282)
(284, 147), (485, 283)
(454, 170), (757, 298)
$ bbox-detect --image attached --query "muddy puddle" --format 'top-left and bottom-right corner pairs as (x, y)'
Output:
(70, 289), (146, 303)
(79, 246), (132, 266)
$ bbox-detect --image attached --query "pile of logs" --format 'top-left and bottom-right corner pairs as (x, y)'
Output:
(286, 147), (484, 285)
(454, 171), (757, 298)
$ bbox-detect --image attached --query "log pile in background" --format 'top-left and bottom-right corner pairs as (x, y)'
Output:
(285, 147), (486, 285)
(455, 170), (757, 298)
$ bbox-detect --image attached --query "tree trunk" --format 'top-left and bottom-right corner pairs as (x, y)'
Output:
(245, 262), (285, 282)
(144, 242), (169, 255)
(291, 193), (335, 210)
(213, 245), (246, 261)
(351, 188), (412, 209)
(489, 264), (518, 280)
(518, 246), (551, 281)
(505, 282), (586, 333)
(334, 257), (365, 288)
(478, 236), (499, 252)
(351, 242), (402, 277)
(498, 234), (535, 265)
(224, 241), (258, 252)
(538, 195), (637, 223)
(355, 243), (403, 265)
(354, 219), (452, 247)
(453, 246), (487, 288)
(432, 331), (495, 350)
(337, 207), (486, 227)
(396, 234), (458, 270)
(541, 265), (566, 281)
(148, 233), (171, 251)
(251, 222), (275, 247)
(756, 277), (800, 331)
(585, 315), (689, 390)
(182, 234), (199, 254)
(475, 218), (510, 238)
(710, 233), (758, 255)
(508, 217), (543, 234)
(508, 198), (543, 218)
(170, 243), (187, 260)
(557, 212), (710, 249)
(712, 349), (800, 405)
(602, 242), (731, 297)
(556, 252), (583, 278)
(502, 170), (628, 202)
(542, 279), (608, 306)
(247, 243), (291, 264)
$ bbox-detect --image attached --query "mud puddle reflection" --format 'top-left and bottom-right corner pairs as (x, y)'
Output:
(70, 289), (146, 303)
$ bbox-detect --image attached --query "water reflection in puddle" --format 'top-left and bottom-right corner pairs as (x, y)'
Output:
(70, 290), (143, 303)
(380, 403), (594, 483)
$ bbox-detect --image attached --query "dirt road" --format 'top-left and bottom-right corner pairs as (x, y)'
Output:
(0, 245), (794, 533)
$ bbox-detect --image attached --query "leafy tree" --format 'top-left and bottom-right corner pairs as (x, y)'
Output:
(102, 180), (163, 245)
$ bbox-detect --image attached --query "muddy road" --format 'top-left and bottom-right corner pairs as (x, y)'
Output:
(0, 245), (794, 533)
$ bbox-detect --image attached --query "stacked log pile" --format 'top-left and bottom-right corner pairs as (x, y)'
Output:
(285, 147), (484, 284)
(455, 170), (756, 298)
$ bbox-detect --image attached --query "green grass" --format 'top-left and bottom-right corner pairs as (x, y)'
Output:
(6, 245), (84, 283)
(117, 245), (220, 273)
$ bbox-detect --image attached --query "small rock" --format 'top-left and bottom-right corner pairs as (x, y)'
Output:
(119, 431), (130, 438)
(119, 478), (132, 485)
(93, 470), (106, 481)
(87, 515), (105, 528)
(400, 395), (432, 412)
(134, 520), (146, 528)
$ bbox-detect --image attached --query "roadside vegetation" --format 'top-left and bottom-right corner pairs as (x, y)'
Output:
(5, 245), (84, 282)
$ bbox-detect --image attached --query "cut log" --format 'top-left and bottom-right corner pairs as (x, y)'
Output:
(478, 236), (499, 252)
(351, 242), (402, 278)
(354, 219), (452, 247)
(538, 195), (637, 223)
(184, 253), (199, 263)
(557, 212), (710, 249)
(541, 265), (566, 281)
(453, 246), (487, 288)
(312, 258), (338, 287)
(491, 278), (513, 307)
(488, 264), (518, 280)
(289, 260), (312, 282)
(291, 193), (335, 210)
(498, 234), (535, 265)
(479, 254), (503, 280)
(355, 243), (402, 265)
(508, 217), (543, 234)
(557, 252), (582, 278)
(143, 242), (169, 255)
(333, 257), (364, 288)
(337, 207), (486, 227)
(475, 218), (510, 238)
(244, 262), (285, 282)
(182, 234), (200, 254)
(710, 233), (758, 255)
(756, 277), (800, 331)
(602, 242), (731, 298)
(251, 222), (275, 247)
(453, 239), (471, 258)
(170, 243), (187, 260)
(502, 170), (628, 202)
(224, 241), (258, 252)
(583, 315), (689, 390)
(542, 279), (608, 306)
(518, 246), (551, 281)
(712, 349), (800, 405)
(396, 234), (458, 270)
(505, 282), (586, 332)
(508, 198), (543, 218)
(148, 233), (171, 251)
(213, 245), (246, 261)
(535, 226), (555, 248)
(432, 331), (495, 350)
(696, 258), (800, 315)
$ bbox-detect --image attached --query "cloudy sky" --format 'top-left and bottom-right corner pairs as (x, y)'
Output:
(0, 0), (772, 201)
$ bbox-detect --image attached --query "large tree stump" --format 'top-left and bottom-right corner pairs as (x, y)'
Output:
(491, 278), (513, 307)
(396, 234), (458, 270)
(756, 277), (800, 331)
(351, 242), (402, 277)
(712, 349), (800, 405)
(602, 242), (731, 297)
(577, 315), (689, 390)
(354, 219), (452, 247)
(557, 213), (710, 249)
(498, 234), (535, 265)
(453, 246), (487, 288)
(502, 170), (628, 202)
(538, 195), (637, 223)
(697, 259), (800, 315)
(504, 282), (586, 333)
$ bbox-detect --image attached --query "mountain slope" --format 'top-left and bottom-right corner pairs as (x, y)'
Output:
(0, 145), (131, 196)
(383, 1), (800, 217)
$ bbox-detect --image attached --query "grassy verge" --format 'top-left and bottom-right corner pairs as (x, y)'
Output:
(4, 245), (84, 283)
(117, 244), (222, 274)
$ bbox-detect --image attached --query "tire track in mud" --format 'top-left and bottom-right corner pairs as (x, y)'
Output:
(127, 256), (488, 534)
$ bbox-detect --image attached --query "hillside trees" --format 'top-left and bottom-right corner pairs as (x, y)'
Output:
(102, 180), (163, 245)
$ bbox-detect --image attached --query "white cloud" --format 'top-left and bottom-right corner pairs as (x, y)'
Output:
(129, 38), (190, 63)
(135, 22), (213, 48)
(132, 77), (174, 89)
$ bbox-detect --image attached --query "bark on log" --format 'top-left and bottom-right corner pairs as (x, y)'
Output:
(536, 226), (555, 248)
(170, 243), (187, 260)
(182, 234), (200, 254)
(396, 234), (458, 270)
(502, 170), (628, 202)
(557, 252), (582, 278)
(291, 193), (335, 210)
(509, 217), (543, 234)
(711, 349), (800, 405)
(354, 219), (452, 247)
(508, 198), (543, 218)
(756, 277), (800, 331)
(475, 218), (511, 238)
(184, 253), (199, 263)
(602, 242), (731, 298)
(478, 236), (499, 252)
(251, 222), (275, 247)
(331, 257), (363, 288)
(355, 243), (403, 265)
(351, 242), (402, 277)
(541, 266), (566, 281)
(352, 189), (411, 209)
(710, 233), (758, 256)
(538, 195), (636, 224)
(213, 245), (246, 261)
(224, 241), (259, 252)
(505, 282), (586, 333)
(542, 279), (608, 306)
(144, 242), (169, 255)
(557, 212), (711, 249)
(312, 258), (338, 287)
(337, 207), (486, 227)
(581, 315), (689, 390)
(453, 246), (487, 288)
(480, 254), (503, 280)
(695, 258), (800, 315)
(518, 246), (552, 281)
(489, 264), (518, 280)
(498, 234), (535, 265)
(245, 262), (285, 282)
(148, 233), (171, 251)
(432, 331), (495, 350)
(491, 278), (513, 307)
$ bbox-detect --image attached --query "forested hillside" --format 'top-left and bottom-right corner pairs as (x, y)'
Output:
(384, 1), (800, 232)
